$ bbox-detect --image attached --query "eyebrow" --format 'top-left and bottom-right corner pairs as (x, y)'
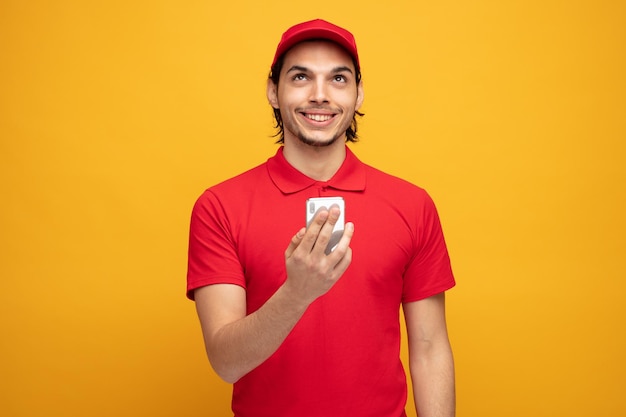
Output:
(286, 65), (354, 75)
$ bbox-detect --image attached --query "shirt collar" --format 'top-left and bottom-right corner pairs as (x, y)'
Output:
(267, 146), (367, 194)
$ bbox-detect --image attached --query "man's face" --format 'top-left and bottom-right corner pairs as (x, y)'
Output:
(267, 41), (364, 148)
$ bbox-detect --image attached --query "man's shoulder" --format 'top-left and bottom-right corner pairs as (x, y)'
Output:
(361, 161), (428, 196)
(193, 159), (271, 207)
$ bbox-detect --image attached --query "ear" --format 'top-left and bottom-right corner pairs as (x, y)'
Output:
(267, 78), (279, 109)
(356, 80), (364, 110)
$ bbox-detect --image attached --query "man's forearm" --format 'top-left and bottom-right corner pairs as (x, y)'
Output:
(201, 284), (309, 383)
(411, 346), (456, 417)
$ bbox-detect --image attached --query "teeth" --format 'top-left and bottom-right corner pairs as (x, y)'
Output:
(306, 114), (332, 122)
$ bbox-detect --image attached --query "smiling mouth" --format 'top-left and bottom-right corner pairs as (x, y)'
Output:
(304, 113), (334, 122)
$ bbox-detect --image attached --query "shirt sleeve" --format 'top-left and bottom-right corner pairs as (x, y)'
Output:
(186, 189), (246, 300)
(401, 191), (456, 303)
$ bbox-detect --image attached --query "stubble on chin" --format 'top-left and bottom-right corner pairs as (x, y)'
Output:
(296, 132), (343, 148)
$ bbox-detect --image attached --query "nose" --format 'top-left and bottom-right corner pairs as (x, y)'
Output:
(309, 78), (329, 104)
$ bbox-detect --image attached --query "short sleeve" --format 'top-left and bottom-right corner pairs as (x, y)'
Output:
(402, 192), (455, 303)
(186, 190), (246, 300)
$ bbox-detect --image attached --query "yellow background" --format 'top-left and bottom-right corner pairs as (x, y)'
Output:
(1, 0), (624, 416)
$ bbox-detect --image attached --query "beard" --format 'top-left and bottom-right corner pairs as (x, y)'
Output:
(296, 131), (343, 147)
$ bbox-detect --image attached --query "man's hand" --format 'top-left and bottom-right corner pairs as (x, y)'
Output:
(283, 204), (354, 306)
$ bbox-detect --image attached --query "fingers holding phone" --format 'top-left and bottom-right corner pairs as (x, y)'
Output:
(283, 197), (354, 304)
(306, 197), (345, 255)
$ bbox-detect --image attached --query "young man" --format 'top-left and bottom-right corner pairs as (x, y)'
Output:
(187, 19), (456, 417)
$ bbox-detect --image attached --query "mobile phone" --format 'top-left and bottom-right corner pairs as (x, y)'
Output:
(306, 197), (345, 255)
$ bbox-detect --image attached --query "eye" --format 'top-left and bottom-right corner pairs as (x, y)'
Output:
(292, 73), (308, 81)
(333, 74), (347, 83)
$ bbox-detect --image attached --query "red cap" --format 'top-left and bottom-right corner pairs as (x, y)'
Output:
(271, 19), (360, 69)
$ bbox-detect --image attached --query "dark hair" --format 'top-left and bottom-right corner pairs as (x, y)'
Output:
(268, 45), (364, 144)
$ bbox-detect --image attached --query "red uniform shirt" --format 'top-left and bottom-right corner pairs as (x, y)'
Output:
(187, 146), (455, 417)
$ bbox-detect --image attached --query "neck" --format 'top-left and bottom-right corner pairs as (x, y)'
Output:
(282, 139), (346, 181)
